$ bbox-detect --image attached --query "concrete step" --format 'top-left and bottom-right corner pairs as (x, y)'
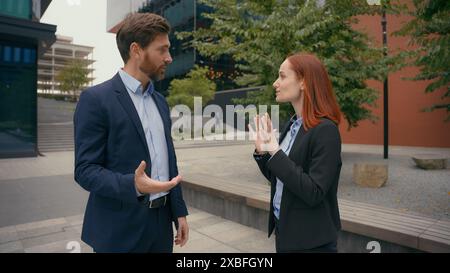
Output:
(38, 140), (74, 144)
(38, 144), (74, 148)
(38, 123), (75, 152)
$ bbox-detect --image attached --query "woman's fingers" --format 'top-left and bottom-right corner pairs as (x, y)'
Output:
(266, 113), (272, 132)
(248, 123), (256, 141)
(260, 114), (268, 134)
(251, 113), (276, 144)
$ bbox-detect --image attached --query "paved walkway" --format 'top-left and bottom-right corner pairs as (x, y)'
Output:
(0, 207), (274, 253)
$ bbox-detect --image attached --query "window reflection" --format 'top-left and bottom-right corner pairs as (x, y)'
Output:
(0, 41), (37, 157)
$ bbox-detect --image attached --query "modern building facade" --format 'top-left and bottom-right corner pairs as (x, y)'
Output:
(106, 0), (148, 33)
(38, 35), (95, 95)
(106, 0), (450, 148)
(0, 0), (56, 158)
(107, 0), (237, 95)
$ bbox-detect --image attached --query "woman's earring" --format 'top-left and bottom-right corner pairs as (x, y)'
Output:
(300, 81), (305, 91)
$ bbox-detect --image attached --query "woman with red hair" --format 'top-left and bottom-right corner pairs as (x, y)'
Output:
(249, 53), (342, 253)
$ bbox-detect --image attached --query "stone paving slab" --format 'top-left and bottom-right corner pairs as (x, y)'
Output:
(0, 207), (275, 253)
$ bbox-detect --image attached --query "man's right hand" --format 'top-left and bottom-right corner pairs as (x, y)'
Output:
(134, 161), (182, 194)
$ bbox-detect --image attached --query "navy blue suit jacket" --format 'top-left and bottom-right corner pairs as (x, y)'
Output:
(74, 73), (188, 252)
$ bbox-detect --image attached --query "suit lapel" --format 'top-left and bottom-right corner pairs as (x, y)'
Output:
(278, 119), (292, 144)
(278, 116), (308, 157)
(288, 125), (307, 157)
(112, 73), (150, 159)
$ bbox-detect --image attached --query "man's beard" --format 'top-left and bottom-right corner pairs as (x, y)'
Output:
(141, 66), (166, 81)
(142, 53), (166, 81)
(150, 67), (166, 82)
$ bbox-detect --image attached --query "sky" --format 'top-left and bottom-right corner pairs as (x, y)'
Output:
(41, 0), (123, 85)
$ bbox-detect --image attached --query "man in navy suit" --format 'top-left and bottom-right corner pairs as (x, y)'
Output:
(74, 13), (189, 253)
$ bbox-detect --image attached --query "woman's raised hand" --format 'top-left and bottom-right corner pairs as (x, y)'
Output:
(248, 113), (280, 155)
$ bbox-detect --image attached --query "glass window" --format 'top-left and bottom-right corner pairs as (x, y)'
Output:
(22, 48), (35, 64)
(30, 48), (36, 64)
(0, 41), (37, 158)
(0, 0), (31, 20)
(3, 46), (11, 62)
(13, 47), (21, 63)
(23, 48), (31, 63)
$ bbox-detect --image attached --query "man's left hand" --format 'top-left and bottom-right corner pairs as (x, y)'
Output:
(175, 217), (189, 247)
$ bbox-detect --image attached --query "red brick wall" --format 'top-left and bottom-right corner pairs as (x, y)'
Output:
(339, 5), (450, 148)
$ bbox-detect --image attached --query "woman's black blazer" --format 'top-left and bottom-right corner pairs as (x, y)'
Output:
(254, 117), (342, 251)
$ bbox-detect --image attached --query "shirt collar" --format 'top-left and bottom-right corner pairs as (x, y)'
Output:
(289, 115), (302, 136)
(118, 69), (154, 96)
(289, 114), (303, 126)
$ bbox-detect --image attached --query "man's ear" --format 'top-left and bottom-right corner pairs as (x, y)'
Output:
(129, 42), (141, 60)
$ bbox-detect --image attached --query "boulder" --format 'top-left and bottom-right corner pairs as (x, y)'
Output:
(412, 154), (448, 170)
(353, 163), (388, 188)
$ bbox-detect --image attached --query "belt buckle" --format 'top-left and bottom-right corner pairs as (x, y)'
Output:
(149, 196), (166, 208)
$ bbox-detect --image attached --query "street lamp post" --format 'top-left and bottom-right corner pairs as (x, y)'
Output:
(367, 0), (389, 159)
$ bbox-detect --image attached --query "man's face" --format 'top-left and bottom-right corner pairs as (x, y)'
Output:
(138, 34), (173, 81)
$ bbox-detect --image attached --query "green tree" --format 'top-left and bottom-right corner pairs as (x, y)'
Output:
(395, 0), (450, 121)
(167, 65), (217, 109)
(56, 59), (90, 102)
(177, 0), (406, 128)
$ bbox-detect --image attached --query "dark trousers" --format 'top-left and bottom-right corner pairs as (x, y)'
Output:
(274, 217), (337, 253)
(145, 204), (174, 253)
(93, 203), (173, 253)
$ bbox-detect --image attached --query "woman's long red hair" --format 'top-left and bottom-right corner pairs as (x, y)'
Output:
(286, 53), (342, 130)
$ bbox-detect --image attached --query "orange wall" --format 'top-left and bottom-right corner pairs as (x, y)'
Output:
(338, 6), (450, 148)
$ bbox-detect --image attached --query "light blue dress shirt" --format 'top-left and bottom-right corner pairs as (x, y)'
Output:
(118, 69), (169, 201)
(272, 116), (303, 219)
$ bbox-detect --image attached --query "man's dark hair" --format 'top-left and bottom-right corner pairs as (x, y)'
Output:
(116, 13), (171, 63)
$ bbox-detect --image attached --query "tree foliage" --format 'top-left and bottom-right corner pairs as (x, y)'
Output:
(395, 0), (450, 121)
(56, 59), (90, 102)
(167, 65), (217, 109)
(177, 0), (406, 128)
